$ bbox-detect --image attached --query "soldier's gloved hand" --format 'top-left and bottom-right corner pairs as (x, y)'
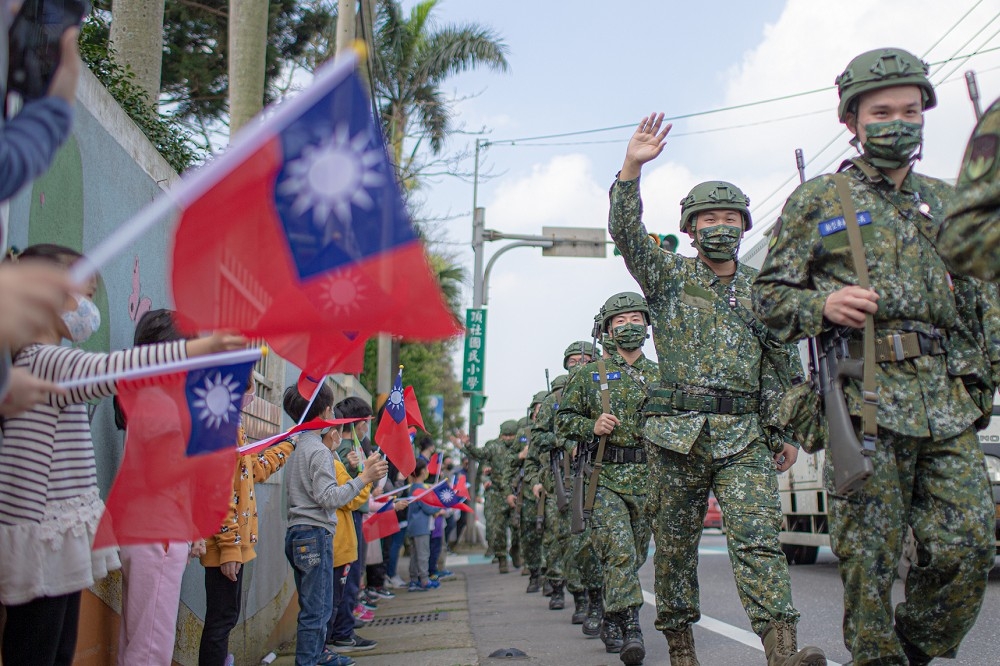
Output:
(823, 286), (879, 328)
(774, 442), (798, 472)
(593, 412), (620, 436)
(532, 483), (543, 499)
(506, 494), (516, 507)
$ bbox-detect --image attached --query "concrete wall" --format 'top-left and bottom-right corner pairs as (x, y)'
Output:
(6, 68), (371, 666)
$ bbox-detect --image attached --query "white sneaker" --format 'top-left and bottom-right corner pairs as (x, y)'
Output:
(389, 575), (407, 588)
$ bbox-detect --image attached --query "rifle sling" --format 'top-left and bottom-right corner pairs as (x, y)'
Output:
(584, 358), (612, 513)
(833, 174), (878, 448)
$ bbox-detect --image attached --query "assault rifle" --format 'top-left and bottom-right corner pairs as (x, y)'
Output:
(511, 467), (524, 528)
(809, 328), (874, 495)
(551, 450), (569, 512)
(535, 487), (546, 533)
(570, 440), (593, 534)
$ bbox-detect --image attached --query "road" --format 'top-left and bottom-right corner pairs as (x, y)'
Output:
(470, 531), (1000, 664)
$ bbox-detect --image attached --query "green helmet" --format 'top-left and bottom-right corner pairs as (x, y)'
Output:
(563, 341), (596, 369)
(500, 420), (519, 436)
(550, 374), (569, 390)
(679, 181), (752, 233)
(517, 416), (529, 429)
(531, 390), (548, 407)
(836, 48), (936, 122)
(600, 292), (650, 333)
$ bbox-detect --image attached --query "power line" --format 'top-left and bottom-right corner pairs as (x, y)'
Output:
(921, 0), (986, 59)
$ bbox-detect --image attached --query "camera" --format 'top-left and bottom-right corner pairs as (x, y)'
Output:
(7, 0), (90, 102)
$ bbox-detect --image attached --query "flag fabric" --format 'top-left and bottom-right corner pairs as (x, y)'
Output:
(375, 369), (415, 476)
(454, 473), (470, 501)
(362, 499), (399, 542)
(95, 358), (256, 547)
(169, 52), (461, 375)
(403, 385), (425, 431)
(426, 452), (441, 476)
(418, 480), (472, 513)
(237, 416), (368, 456)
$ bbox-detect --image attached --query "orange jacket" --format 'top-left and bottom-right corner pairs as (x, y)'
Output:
(201, 429), (294, 567)
(333, 458), (371, 567)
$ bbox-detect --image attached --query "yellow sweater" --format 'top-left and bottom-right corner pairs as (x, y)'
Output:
(334, 459), (371, 568)
(201, 429), (295, 567)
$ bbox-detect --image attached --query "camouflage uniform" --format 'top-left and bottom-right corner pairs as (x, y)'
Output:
(557, 351), (657, 615)
(609, 177), (802, 638)
(511, 417), (540, 573)
(753, 156), (996, 664)
(940, 96), (1000, 281)
(465, 428), (521, 569)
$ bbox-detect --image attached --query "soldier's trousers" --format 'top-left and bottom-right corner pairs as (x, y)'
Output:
(591, 486), (649, 613)
(647, 433), (798, 635)
(827, 426), (994, 665)
(566, 504), (603, 594)
(519, 496), (543, 571)
(543, 495), (569, 582)
(486, 494), (519, 561)
(483, 491), (500, 552)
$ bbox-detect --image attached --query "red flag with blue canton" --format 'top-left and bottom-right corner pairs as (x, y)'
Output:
(94, 358), (256, 547)
(426, 452), (441, 476)
(169, 53), (460, 374)
(362, 498), (400, 541)
(403, 385), (425, 431)
(418, 481), (472, 513)
(375, 368), (415, 476)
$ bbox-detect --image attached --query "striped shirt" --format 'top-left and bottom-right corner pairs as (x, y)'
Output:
(0, 341), (186, 524)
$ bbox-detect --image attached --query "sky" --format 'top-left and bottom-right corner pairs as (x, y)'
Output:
(395, 0), (1000, 442)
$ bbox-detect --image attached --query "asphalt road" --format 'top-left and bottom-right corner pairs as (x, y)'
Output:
(472, 531), (1000, 665)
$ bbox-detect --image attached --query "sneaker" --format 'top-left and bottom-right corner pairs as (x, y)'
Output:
(360, 598), (378, 611)
(388, 575), (407, 588)
(362, 589), (380, 605)
(223, 656), (235, 666)
(408, 581), (428, 592)
(352, 605), (374, 622)
(317, 648), (355, 665)
(426, 579), (440, 589)
(428, 573), (440, 582)
(331, 634), (378, 652)
(437, 569), (455, 580)
(372, 586), (396, 599)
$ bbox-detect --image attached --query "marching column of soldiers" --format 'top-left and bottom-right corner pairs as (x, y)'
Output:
(459, 46), (1000, 666)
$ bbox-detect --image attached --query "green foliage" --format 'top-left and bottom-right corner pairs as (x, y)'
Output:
(79, 14), (198, 173)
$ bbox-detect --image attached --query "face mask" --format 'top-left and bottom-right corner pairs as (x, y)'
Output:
(860, 120), (923, 169)
(611, 323), (646, 351)
(696, 224), (742, 262)
(61, 296), (101, 343)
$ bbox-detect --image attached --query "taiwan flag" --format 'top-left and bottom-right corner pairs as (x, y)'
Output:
(94, 357), (257, 547)
(417, 480), (472, 513)
(426, 452), (441, 476)
(362, 499), (400, 542)
(403, 385), (425, 431)
(169, 52), (461, 374)
(375, 369), (416, 477)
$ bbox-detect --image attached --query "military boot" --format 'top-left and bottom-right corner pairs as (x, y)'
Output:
(664, 626), (700, 666)
(548, 581), (565, 610)
(498, 557), (509, 574)
(761, 621), (826, 666)
(526, 570), (541, 593)
(542, 578), (553, 596)
(510, 547), (523, 569)
(571, 590), (587, 624)
(601, 616), (623, 654)
(618, 607), (645, 665)
(582, 588), (603, 637)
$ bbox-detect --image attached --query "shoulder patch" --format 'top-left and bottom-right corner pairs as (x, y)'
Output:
(592, 371), (622, 382)
(963, 133), (999, 183)
(818, 211), (872, 237)
(768, 217), (783, 249)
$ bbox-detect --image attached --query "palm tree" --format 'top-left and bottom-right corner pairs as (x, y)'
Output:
(370, 0), (509, 184)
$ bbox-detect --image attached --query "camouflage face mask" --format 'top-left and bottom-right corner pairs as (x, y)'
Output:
(611, 323), (646, 351)
(696, 224), (742, 262)
(861, 119), (923, 169)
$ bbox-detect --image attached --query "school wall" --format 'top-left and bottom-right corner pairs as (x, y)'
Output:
(5, 68), (370, 666)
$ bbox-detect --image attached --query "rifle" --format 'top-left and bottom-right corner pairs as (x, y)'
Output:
(581, 320), (611, 529)
(551, 449), (569, 512)
(570, 442), (590, 534)
(535, 487), (546, 533)
(511, 467), (524, 528)
(809, 329), (874, 494)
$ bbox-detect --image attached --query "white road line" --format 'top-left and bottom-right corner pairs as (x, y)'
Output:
(641, 590), (842, 666)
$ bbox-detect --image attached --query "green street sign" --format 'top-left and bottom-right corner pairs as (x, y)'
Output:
(462, 308), (487, 393)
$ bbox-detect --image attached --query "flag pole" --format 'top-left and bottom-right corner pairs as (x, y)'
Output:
(57, 347), (263, 391)
(298, 375), (328, 426)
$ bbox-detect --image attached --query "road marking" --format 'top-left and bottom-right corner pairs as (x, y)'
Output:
(641, 590), (842, 666)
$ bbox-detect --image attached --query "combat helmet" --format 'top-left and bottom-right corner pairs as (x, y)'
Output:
(836, 48), (936, 122)
(600, 292), (650, 334)
(531, 390), (548, 407)
(517, 416), (529, 429)
(500, 419), (519, 436)
(563, 341), (596, 370)
(679, 181), (752, 233)
(550, 374), (569, 391)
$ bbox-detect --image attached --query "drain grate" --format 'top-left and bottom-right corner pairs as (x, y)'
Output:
(368, 612), (448, 627)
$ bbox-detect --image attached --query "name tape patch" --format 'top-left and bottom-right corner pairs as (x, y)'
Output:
(592, 371), (622, 382)
(818, 211), (872, 237)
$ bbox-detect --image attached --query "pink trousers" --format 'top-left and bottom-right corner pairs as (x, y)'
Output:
(117, 542), (189, 666)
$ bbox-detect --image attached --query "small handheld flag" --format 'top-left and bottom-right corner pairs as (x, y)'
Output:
(375, 367), (416, 476)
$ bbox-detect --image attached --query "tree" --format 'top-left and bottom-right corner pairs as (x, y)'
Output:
(108, 0), (165, 106)
(228, 0), (270, 133)
(370, 0), (509, 187)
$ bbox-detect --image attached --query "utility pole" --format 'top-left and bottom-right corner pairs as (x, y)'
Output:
(335, 0), (357, 54)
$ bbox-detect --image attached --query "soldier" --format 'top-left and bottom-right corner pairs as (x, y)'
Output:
(609, 118), (824, 666)
(940, 96), (1000, 280)
(754, 48), (996, 666)
(505, 414), (537, 578)
(463, 420), (521, 573)
(516, 393), (548, 593)
(558, 292), (658, 666)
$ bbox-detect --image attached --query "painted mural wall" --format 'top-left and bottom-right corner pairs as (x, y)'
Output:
(5, 68), (370, 666)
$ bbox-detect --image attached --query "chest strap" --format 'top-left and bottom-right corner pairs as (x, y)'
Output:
(645, 386), (760, 415)
(601, 445), (647, 464)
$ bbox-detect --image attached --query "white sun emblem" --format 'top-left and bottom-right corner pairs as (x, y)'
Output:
(317, 270), (366, 316)
(191, 371), (242, 429)
(439, 488), (455, 504)
(277, 123), (384, 236)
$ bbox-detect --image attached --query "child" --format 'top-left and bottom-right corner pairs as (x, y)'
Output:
(197, 373), (294, 666)
(281, 384), (386, 666)
(405, 460), (440, 592)
(0, 244), (246, 666)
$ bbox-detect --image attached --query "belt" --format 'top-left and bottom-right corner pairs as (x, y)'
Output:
(647, 385), (759, 415)
(601, 445), (647, 464)
(848, 330), (946, 363)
